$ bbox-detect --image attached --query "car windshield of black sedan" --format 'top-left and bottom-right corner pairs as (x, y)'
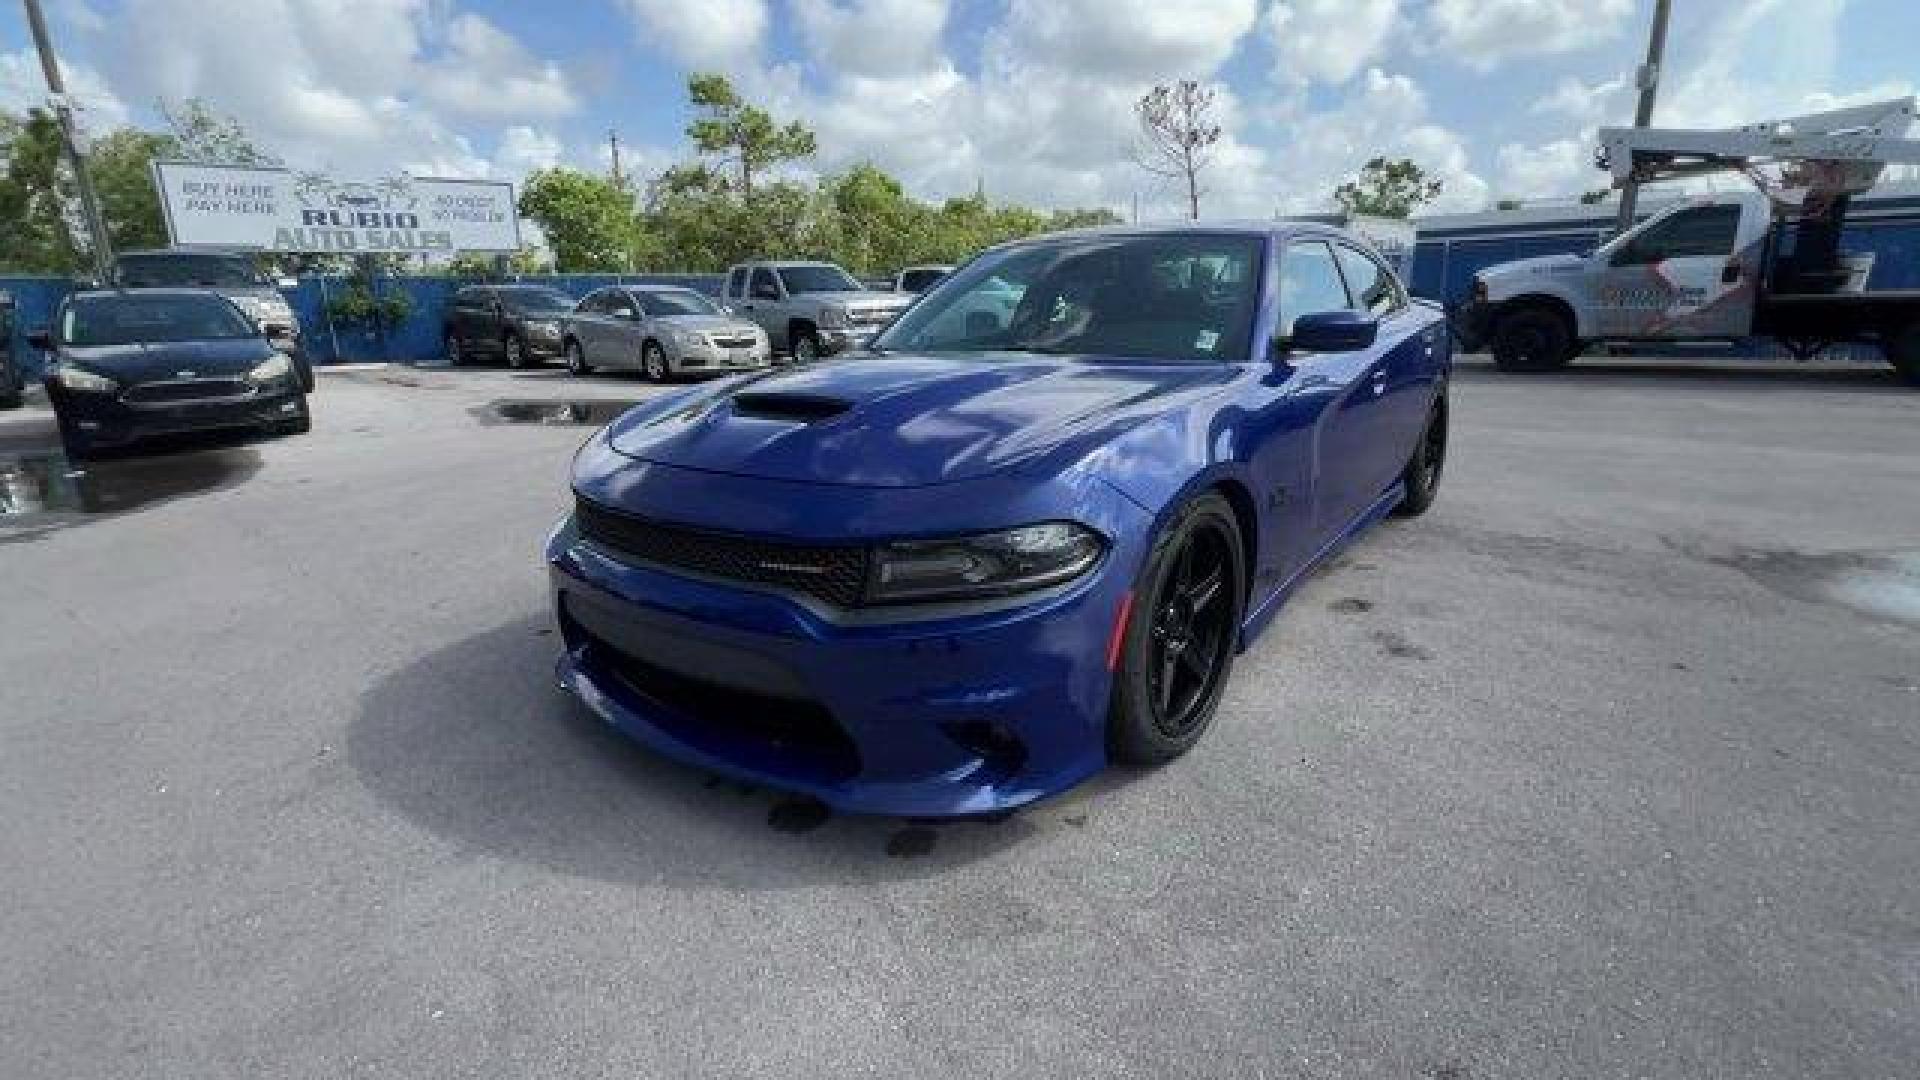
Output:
(776, 265), (862, 294)
(497, 287), (574, 312)
(113, 252), (267, 288)
(60, 294), (256, 348)
(639, 290), (721, 317)
(875, 233), (1264, 362)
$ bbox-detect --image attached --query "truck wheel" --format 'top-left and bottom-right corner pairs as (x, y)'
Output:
(1490, 308), (1574, 372)
(793, 328), (823, 363)
(1889, 322), (1920, 387)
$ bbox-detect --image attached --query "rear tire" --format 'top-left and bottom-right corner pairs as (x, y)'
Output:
(1490, 307), (1575, 372)
(1394, 393), (1448, 517)
(1889, 321), (1920, 387)
(1108, 491), (1245, 766)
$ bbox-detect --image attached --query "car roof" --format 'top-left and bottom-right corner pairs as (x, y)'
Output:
(976, 218), (1371, 256)
(69, 287), (229, 302)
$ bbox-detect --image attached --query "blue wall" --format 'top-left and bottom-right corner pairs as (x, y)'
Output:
(2, 273), (725, 376)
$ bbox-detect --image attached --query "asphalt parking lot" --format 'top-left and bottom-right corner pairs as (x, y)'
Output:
(3, 357), (1916, 1079)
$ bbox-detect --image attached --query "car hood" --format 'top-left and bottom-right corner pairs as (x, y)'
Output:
(656, 313), (759, 335)
(605, 352), (1236, 488)
(1480, 252), (1585, 285)
(799, 290), (914, 311)
(63, 337), (275, 382)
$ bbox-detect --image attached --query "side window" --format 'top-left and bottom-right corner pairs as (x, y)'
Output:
(750, 267), (780, 299)
(1334, 245), (1402, 317)
(1277, 241), (1351, 337)
(727, 267), (749, 298)
(608, 291), (638, 318)
(1615, 205), (1740, 265)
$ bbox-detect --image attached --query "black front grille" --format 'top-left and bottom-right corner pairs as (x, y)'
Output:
(576, 498), (870, 607)
(709, 334), (756, 349)
(123, 380), (250, 404)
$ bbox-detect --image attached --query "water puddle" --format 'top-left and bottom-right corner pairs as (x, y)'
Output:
(473, 399), (639, 427)
(1715, 548), (1920, 630)
(0, 443), (262, 533)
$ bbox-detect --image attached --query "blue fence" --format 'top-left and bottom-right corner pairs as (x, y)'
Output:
(3, 273), (725, 377)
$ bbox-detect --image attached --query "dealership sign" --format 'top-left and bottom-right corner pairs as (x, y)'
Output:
(151, 161), (520, 253)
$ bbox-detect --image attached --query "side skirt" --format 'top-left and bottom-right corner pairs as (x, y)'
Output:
(1236, 480), (1405, 651)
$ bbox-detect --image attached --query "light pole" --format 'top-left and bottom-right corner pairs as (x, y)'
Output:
(22, 0), (114, 281)
(1615, 0), (1672, 234)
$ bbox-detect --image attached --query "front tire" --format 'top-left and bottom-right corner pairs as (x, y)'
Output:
(1394, 393), (1448, 517)
(564, 338), (592, 377)
(1109, 491), (1245, 766)
(503, 333), (529, 369)
(642, 340), (670, 382)
(1889, 320), (1920, 387)
(1490, 307), (1575, 372)
(792, 328), (823, 364)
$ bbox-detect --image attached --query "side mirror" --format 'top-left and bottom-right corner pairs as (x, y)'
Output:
(27, 328), (51, 351)
(1284, 310), (1378, 355)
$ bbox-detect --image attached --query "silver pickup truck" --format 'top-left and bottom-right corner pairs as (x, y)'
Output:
(720, 261), (915, 361)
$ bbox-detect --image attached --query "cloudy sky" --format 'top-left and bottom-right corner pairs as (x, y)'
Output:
(2, 0), (1914, 218)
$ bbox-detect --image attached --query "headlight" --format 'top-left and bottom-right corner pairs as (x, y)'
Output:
(818, 306), (848, 330)
(867, 521), (1105, 604)
(247, 354), (292, 382)
(56, 366), (117, 393)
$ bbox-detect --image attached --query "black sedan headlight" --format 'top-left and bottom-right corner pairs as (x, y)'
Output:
(867, 521), (1105, 604)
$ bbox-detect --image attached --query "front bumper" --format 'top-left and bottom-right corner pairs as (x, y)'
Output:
(52, 383), (306, 447)
(547, 512), (1132, 817)
(671, 341), (773, 373)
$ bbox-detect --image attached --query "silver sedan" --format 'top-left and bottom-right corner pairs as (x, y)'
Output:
(562, 286), (771, 381)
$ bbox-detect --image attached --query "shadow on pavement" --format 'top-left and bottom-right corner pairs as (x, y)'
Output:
(349, 614), (1042, 888)
(1456, 359), (1909, 391)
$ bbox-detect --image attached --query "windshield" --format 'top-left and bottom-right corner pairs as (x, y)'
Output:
(639, 290), (722, 317)
(114, 253), (267, 289)
(776, 265), (862, 294)
(496, 287), (574, 312)
(876, 233), (1265, 362)
(61, 293), (257, 348)
(899, 268), (949, 292)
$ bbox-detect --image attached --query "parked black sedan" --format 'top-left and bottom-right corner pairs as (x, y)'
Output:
(35, 289), (310, 459)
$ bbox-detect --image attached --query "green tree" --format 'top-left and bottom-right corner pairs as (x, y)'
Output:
(160, 98), (281, 165)
(0, 109), (82, 272)
(517, 167), (636, 271)
(88, 128), (174, 250)
(1333, 157), (1443, 218)
(686, 73), (815, 197)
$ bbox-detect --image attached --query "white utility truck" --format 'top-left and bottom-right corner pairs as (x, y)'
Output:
(1458, 98), (1920, 384)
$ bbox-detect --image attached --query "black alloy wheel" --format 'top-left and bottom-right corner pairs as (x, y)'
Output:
(1394, 393), (1448, 517)
(564, 339), (591, 377)
(1490, 307), (1573, 371)
(1109, 491), (1245, 765)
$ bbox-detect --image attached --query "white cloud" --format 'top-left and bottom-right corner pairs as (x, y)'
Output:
(1264, 0), (1397, 86)
(1269, 68), (1489, 214)
(792, 0), (948, 79)
(1530, 74), (1631, 126)
(1494, 138), (1592, 201)
(618, 0), (768, 69)
(493, 125), (563, 176)
(1427, 0), (1632, 70)
(420, 13), (578, 118)
(996, 0), (1258, 81)
(0, 48), (130, 134)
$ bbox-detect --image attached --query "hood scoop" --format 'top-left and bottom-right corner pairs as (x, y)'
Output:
(730, 391), (852, 424)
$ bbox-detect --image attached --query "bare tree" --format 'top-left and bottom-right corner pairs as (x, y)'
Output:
(1134, 80), (1220, 220)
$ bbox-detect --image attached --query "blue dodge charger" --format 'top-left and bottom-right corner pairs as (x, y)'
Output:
(548, 223), (1450, 816)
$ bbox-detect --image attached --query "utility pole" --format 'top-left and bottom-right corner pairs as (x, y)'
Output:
(22, 0), (113, 281)
(1615, 0), (1671, 234)
(608, 129), (624, 188)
